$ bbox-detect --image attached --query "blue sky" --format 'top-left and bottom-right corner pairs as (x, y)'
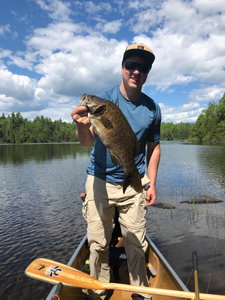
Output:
(0, 0), (225, 123)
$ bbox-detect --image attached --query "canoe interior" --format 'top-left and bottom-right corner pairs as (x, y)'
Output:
(46, 234), (188, 300)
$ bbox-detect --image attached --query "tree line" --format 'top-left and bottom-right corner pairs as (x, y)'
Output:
(160, 122), (194, 140)
(1, 93), (225, 144)
(161, 93), (225, 142)
(0, 112), (77, 143)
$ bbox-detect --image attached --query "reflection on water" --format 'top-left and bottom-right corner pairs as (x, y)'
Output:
(0, 142), (92, 164)
(147, 202), (225, 294)
(0, 141), (225, 299)
(147, 141), (225, 295)
(198, 144), (225, 188)
(0, 143), (92, 300)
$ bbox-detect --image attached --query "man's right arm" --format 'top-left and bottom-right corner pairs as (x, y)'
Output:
(71, 106), (96, 146)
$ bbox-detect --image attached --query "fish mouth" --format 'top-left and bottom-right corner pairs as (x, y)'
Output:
(91, 105), (105, 115)
(78, 94), (106, 115)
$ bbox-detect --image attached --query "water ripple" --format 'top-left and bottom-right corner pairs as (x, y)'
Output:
(1, 142), (225, 299)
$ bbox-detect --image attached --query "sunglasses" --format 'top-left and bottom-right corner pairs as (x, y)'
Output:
(122, 61), (150, 73)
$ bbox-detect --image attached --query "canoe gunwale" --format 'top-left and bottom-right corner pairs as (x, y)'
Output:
(145, 234), (188, 293)
(45, 234), (88, 300)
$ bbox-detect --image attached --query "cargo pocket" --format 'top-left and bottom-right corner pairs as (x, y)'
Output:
(82, 197), (88, 221)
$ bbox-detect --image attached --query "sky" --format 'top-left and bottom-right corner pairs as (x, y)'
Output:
(0, 0), (225, 124)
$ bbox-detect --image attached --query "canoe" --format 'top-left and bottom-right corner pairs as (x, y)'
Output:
(45, 233), (189, 300)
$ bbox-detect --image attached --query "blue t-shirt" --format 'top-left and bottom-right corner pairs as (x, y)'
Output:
(86, 85), (161, 183)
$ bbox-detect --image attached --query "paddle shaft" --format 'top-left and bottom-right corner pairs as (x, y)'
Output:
(25, 258), (225, 300)
(107, 282), (225, 300)
(192, 252), (200, 300)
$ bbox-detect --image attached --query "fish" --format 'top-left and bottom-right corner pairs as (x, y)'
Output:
(78, 94), (143, 194)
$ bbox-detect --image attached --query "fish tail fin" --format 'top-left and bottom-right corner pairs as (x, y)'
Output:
(123, 171), (143, 194)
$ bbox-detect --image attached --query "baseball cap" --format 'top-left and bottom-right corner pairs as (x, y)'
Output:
(122, 42), (155, 66)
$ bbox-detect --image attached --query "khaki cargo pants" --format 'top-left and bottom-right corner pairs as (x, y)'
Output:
(83, 174), (152, 300)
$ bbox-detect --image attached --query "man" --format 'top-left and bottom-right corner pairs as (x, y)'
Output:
(71, 43), (161, 300)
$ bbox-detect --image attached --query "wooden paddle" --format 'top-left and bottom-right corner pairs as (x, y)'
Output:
(25, 258), (225, 300)
(192, 252), (200, 300)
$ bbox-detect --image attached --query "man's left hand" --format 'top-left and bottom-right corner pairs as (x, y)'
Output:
(146, 185), (157, 206)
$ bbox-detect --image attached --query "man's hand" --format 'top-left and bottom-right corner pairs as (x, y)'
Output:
(146, 141), (160, 206)
(71, 106), (96, 146)
(146, 185), (157, 206)
(71, 106), (89, 127)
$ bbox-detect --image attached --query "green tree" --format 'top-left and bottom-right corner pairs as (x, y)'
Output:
(0, 113), (78, 144)
(190, 94), (225, 142)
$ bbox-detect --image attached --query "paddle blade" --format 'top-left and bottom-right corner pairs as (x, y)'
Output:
(25, 258), (106, 290)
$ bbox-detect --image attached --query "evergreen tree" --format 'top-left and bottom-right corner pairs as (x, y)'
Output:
(0, 113), (77, 144)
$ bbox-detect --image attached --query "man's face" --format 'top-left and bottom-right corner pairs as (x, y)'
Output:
(121, 55), (149, 91)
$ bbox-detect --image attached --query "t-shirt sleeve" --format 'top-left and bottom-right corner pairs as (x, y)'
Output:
(148, 102), (161, 142)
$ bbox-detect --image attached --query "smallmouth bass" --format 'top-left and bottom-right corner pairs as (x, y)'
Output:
(78, 94), (143, 194)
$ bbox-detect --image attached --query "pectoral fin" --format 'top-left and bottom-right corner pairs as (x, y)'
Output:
(109, 150), (121, 167)
(100, 116), (113, 129)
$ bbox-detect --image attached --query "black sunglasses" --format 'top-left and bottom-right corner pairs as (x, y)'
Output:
(122, 61), (150, 73)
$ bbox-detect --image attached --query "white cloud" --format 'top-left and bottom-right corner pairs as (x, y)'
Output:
(129, 9), (160, 34)
(35, 37), (123, 98)
(84, 1), (112, 14)
(189, 85), (225, 102)
(0, 24), (11, 36)
(180, 102), (200, 112)
(160, 0), (197, 32)
(26, 22), (86, 56)
(159, 102), (204, 123)
(202, 68), (225, 84)
(192, 0), (225, 15)
(131, 0), (225, 95)
(128, 0), (164, 10)
(100, 20), (122, 34)
(159, 103), (175, 114)
(36, 0), (72, 21)
(0, 69), (36, 101)
(7, 55), (33, 71)
(0, 48), (12, 60)
(24, 22), (126, 98)
(0, 69), (48, 112)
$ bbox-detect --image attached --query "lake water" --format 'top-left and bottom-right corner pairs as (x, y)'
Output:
(0, 141), (225, 299)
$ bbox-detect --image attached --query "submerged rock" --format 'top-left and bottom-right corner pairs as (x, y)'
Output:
(180, 195), (223, 204)
(152, 202), (176, 209)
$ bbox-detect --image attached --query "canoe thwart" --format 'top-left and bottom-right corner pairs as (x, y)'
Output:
(146, 262), (157, 277)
